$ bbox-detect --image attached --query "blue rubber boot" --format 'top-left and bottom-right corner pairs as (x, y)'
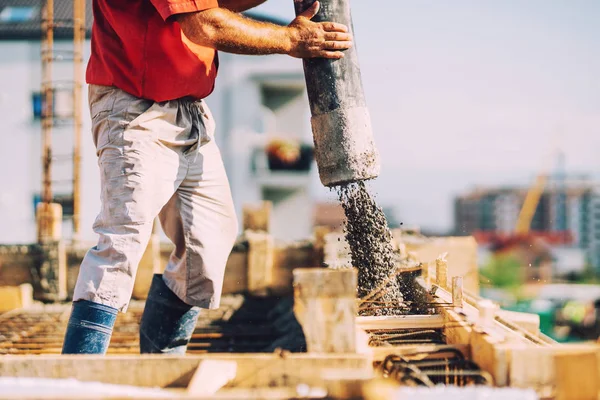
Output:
(139, 274), (201, 354)
(61, 300), (118, 354)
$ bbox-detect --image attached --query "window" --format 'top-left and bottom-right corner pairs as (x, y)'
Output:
(261, 86), (304, 112)
(0, 6), (37, 23)
(32, 92), (42, 119)
(31, 89), (74, 120)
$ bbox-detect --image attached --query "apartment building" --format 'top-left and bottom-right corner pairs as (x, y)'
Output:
(454, 177), (600, 270)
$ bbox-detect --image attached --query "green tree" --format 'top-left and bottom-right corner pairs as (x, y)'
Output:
(480, 253), (522, 291)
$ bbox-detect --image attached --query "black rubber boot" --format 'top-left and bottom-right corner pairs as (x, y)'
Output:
(139, 274), (201, 354)
(61, 300), (118, 354)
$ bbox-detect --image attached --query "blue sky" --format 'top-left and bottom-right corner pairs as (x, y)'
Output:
(253, 1), (600, 232)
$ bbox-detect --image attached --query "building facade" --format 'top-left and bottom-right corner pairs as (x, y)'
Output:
(454, 178), (600, 271)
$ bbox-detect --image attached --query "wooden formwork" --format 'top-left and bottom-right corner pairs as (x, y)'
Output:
(2, 229), (598, 399)
(403, 269), (600, 400)
(0, 294), (309, 356)
(0, 353), (371, 399)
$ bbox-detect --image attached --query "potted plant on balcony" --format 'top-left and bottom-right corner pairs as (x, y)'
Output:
(265, 138), (314, 171)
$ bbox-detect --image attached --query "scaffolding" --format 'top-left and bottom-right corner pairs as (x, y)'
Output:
(40, 0), (85, 243)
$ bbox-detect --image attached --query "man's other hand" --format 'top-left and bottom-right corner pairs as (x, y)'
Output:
(287, 1), (353, 59)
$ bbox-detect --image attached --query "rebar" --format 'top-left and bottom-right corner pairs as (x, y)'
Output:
(378, 348), (493, 387)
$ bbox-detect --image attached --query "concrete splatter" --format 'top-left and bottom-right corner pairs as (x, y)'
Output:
(336, 181), (406, 316)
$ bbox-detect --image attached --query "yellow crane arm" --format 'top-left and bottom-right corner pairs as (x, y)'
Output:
(515, 174), (547, 235)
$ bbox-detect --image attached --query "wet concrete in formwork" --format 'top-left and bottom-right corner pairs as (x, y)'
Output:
(336, 181), (430, 316)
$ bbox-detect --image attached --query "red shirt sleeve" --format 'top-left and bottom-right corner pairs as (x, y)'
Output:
(150, 0), (219, 21)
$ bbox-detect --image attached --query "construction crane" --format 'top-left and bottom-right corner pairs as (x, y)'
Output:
(514, 173), (548, 235)
(514, 138), (564, 236)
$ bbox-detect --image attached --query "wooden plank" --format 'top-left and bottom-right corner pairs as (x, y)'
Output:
(242, 201), (271, 232)
(322, 368), (373, 399)
(369, 344), (470, 362)
(435, 253), (448, 289)
(11, 238), (319, 300)
(312, 226), (330, 267)
(402, 235), (479, 294)
(246, 231), (275, 296)
(36, 202), (62, 242)
(0, 354), (371, 389)
(272, 245), (318, 295)
(293, 268), (357, 353)
(469, 330), (510, 387)
(496, 309), (540, 335)
(554, 346), (600, 400)
(221, 242), (317, 296)
(0, 284), (33, 313)
(509, 347), (555, 399)
(221, 249), (248, 295)
(451, 276), (463, 310)
(355, 327), (372, 356)
(440, 307), (472, 353)
(210, 387), (309, 399)
(0, 386), (301, 400)
(186, 360), (237, 396)
(357, 314), (444, 331)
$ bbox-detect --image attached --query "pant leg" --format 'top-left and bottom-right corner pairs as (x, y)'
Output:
(73, 85), (193, 312)
(161, 101), (239, 309)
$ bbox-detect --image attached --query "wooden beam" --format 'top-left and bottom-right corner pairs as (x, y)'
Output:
(509, 347), (555, 398)
(293, 268), (357, 353)
(246, 231), (275, 296)
(469, 330), (510, 387)
(36, 202), (62, 243)
(356, 314), (445, 331)
(452, 276), (463, 310)
(554, 347), (600, 400)
(322, 368), (373, 399)
(242, 201), (271, 232)
(0, 354), (371, 389)
(402, 236), (479, 294)
(369, 344), (470, 362)
(221, 242), (318, 297)
(186, 360), (237, 396)
(435, 253), (448, 290)
(0, 386), (309, 400)
(0, 284), (33, 313)
(312, 225), (330, 267)
(496, 309), (540, 335)
(221, 248), (248, 295)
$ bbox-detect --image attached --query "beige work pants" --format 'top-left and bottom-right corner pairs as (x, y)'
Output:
(73, 84), (238, 312)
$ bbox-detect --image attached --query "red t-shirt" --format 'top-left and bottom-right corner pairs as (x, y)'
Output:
(86, 0), (219, 102)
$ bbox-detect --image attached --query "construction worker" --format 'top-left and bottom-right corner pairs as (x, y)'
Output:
(61, 0), (352, 354)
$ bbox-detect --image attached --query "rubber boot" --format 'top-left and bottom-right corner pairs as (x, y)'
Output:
(61, 300), (118, 354)
(139, 274), (201, 354)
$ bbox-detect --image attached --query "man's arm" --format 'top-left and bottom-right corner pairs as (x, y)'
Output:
(176, 1), (352, 59)
(218, 0), (267, 12)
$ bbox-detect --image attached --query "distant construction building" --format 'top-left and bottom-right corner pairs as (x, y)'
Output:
(454, 176), (600, 271)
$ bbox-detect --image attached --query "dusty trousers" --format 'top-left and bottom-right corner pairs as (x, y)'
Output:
(72, 84), (239, 312)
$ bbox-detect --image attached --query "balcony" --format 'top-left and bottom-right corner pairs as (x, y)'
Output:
(251, 138), (314, 188)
